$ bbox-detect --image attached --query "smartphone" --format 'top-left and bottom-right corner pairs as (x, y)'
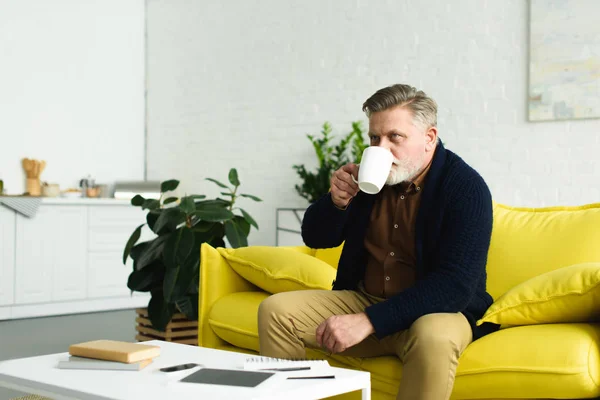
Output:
(159, 363), (201, 372)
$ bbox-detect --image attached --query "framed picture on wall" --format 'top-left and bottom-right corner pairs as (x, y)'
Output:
(529, 0), (600, 121)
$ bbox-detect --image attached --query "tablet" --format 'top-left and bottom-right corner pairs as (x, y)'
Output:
(180, 368), (275, 388)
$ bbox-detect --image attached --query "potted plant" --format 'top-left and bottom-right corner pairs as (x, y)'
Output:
(293, 121), (368, 203)
(122, 168), (261, 332)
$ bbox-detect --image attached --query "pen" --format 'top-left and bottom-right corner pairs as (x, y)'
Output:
(287, 375), (335, 380)
(260, 367), (311, 372)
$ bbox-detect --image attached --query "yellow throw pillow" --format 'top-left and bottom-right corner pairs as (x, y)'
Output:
(314, 244), (344, 269)
(478, 262), (600, 326)
(217, 246), (336, 294)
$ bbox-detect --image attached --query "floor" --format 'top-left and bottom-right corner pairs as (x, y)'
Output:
(0, 309), (136, 399)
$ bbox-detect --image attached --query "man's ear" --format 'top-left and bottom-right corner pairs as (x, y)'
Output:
(425, 127), (438, 151)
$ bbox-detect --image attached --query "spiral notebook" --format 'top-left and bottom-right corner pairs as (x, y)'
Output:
(243, 357), (333, 379)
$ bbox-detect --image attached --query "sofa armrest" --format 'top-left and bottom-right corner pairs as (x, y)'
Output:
(197, 243), (321, 348)
(198, 243), (260, 348)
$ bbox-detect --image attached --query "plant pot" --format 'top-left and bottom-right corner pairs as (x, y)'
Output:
(135, 308), (198, 345)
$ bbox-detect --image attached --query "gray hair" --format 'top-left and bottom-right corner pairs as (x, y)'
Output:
(362, 84), (438, 131)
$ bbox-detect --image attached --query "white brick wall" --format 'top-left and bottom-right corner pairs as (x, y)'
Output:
(146, 0), (600, 246)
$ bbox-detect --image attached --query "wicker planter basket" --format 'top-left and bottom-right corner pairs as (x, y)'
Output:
(135, 308), (198, 345)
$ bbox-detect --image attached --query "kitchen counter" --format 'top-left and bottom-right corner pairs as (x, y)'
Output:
(41, 197), (132, 206)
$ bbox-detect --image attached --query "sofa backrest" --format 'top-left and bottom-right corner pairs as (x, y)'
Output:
(304, 203), (600, 301)
(486, 202), (600, 300)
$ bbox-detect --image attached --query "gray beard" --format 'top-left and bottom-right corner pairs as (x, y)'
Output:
(386, 157), (423, 186)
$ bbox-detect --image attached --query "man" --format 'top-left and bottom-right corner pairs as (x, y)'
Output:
(258, 84), (499, 400)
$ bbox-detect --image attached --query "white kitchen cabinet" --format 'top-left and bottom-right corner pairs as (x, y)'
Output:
(0, 207), (15, 306)
(87, 206), (152, 299)
(15, 206), (88, 304)
(88, 252), (132, 298)
(0, 198), (150, 320)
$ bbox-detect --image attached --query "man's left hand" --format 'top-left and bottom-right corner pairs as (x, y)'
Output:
(316, 313), (375, 353)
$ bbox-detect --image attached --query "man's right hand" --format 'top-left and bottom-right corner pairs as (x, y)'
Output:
(330, 163), (359, 209)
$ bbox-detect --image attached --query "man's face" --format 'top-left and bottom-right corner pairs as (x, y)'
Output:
(367, 106), (436, 185)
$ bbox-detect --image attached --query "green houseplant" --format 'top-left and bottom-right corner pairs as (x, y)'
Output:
(293, 121), (368, 203)
(122, 168), (261, 331)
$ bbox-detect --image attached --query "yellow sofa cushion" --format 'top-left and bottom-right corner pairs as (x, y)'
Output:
(208, 291), (267, 352)
(478, 263), (600, 326)
(486, 203), (600, 300)
(217, 246), (336, 294)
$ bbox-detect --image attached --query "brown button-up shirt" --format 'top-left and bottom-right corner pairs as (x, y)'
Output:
(363, 161), (432, 298)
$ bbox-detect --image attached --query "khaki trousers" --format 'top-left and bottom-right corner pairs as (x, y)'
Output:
(257, 287), (472, 400)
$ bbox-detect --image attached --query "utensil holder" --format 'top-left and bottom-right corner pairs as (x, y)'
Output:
(26, 179), (41, 196)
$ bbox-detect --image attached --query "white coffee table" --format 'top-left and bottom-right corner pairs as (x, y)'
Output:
(0, 340), (370, 400)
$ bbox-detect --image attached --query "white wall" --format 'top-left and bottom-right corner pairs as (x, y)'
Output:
(146, 0), (600, 246)
(0, 0), (145, 195)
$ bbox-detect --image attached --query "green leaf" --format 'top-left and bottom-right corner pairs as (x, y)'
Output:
(163, 231), (179, 269)
(176, 228), (195, 263)
(205, 178), (228, 189)
(147, 290), (175, 331)
(178, 253), (200, 295)
(163, 228), (195, 269)
(214, 198), (232, 208)
(234, 216), (251, 237)
(153, 208), (186, 233)
(163, 197), (178, 205)
(196, 199), (229, 208)
(161, 180), (180, 192)
(194, 222), (224, 245)
(179, 196), (196, 215)
(240, 194), (262, 202)
(228, 168), (240, 186)
(166, 251), (200, 305)
(136, 235), (170, 270)
(123, 224), (144, 264)
(175, 296), (198, 321)
(146, 210), (161, 233)
(191, 220), (216, 232)
(209, 236), (226, 249)
(131, 195), (145, 207)
(192, 207), (234, 222)
(225, 220), (248, 248)
(127, 267), (155, 292)
(220, 192), (234, 197)
(239, 208), (258, 229)
(130, 241), (150, 263)
(142, 199), (160, 210)
(188, 195), (206, 200)
(163, 266), (180, 302)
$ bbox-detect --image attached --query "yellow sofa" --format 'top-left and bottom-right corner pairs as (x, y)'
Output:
(197, 203), (600, 399)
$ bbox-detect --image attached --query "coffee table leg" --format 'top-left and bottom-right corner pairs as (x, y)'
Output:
(361, 382), (371, 400)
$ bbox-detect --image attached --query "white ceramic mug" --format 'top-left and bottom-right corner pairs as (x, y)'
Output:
(353, 146), (394, 194)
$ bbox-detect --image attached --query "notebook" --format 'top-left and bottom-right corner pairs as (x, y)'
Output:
(243, 357), (334, 379)
(68, 340), (160, 363)
(57, 356), (153, 371)
(243, 356), (330, 371)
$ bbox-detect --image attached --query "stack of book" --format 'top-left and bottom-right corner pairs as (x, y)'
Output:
(57, 340), (160, 371)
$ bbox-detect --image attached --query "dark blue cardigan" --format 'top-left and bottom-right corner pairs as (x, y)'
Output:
(301, 142), (499, 340)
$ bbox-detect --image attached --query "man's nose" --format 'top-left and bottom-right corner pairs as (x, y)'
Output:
(375, 139), (392, 151)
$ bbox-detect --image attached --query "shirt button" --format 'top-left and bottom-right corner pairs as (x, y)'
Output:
(416, 186), (421, 191)
(390, 251), (395, 256)
(394, 224), (399, 228)
(385, 276), (390, 281)
(400, 195), (405, 200)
